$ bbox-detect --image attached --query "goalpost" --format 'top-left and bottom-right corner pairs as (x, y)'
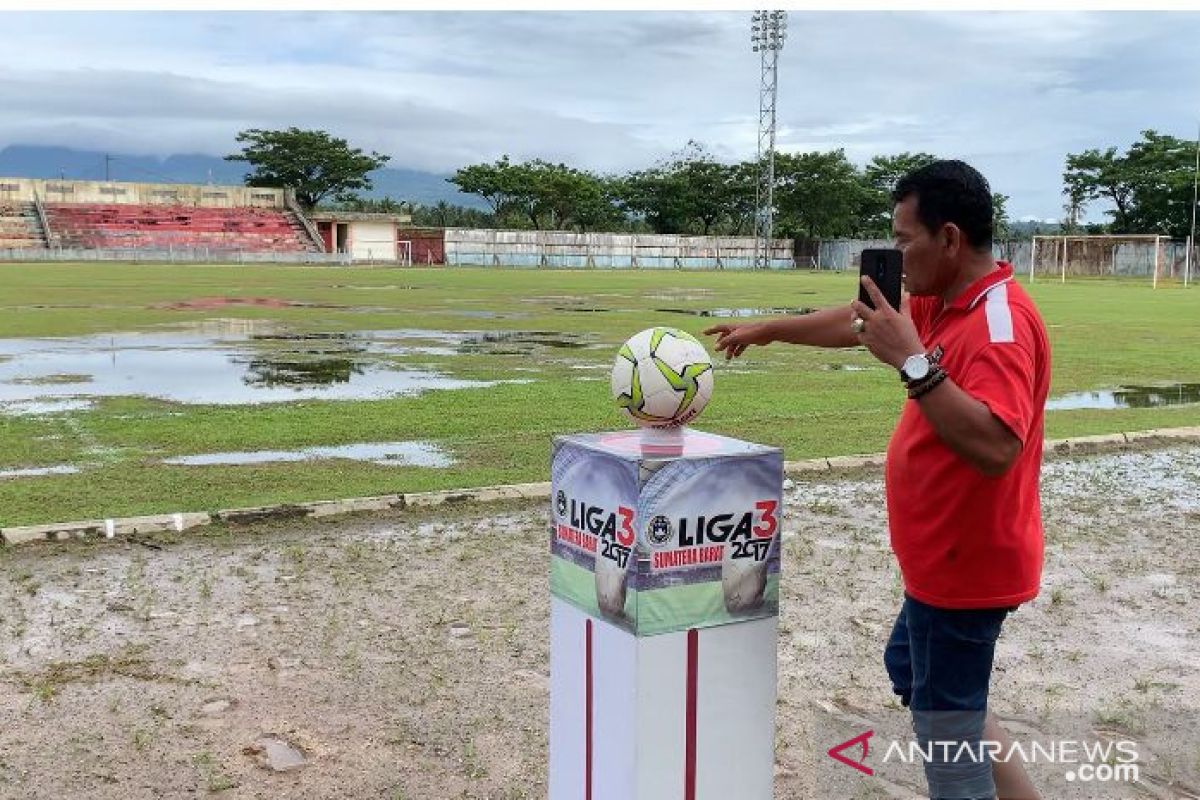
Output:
(1029, 234), (1177, 288)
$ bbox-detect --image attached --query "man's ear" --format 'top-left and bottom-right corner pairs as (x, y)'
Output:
(941, 223), (962, 257)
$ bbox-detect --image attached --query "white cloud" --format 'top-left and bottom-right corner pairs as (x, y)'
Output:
(0, 10), (1197, 221)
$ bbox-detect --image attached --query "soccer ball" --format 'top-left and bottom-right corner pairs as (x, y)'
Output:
(611, 327), (714, 428)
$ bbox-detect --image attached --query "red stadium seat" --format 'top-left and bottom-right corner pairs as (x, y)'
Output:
(44, 203), (318, 253)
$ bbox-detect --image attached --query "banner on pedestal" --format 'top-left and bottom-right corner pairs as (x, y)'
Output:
(550, 429), (784, 637)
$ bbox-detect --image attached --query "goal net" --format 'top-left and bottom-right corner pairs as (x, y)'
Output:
(1029, 234), (1192, 286)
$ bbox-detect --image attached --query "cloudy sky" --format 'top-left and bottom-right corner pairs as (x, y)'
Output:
(1, 10), (1198, 221)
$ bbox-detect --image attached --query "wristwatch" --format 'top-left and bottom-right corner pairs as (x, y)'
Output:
(899, 353), (933, 385)
(898, 345), (944, 387)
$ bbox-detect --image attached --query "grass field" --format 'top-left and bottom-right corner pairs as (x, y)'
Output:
(0, 261), (1197, 526)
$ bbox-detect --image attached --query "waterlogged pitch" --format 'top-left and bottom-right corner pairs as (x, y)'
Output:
(0, 261), (1198, 525)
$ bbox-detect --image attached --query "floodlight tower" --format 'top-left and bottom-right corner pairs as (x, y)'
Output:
(751, 10), (787, 270)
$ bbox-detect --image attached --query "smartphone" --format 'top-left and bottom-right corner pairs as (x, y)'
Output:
(858, 248), (903, 311)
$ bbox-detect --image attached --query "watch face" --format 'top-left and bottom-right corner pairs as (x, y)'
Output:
(903, 355), (930, 381)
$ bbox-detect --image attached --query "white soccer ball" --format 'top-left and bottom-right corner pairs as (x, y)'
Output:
(611, 327), (714, 428)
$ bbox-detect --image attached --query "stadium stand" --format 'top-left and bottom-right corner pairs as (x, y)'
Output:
(0, 202), (48, 249)
(44, 204), (319, 253)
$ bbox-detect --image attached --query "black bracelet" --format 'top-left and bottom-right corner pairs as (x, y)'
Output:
(908, 367), (948, 400)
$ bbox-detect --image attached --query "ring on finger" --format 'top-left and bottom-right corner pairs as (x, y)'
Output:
(851, 316), (866, 334)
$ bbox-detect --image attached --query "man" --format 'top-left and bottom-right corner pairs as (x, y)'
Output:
(705, 160), (1049, 800)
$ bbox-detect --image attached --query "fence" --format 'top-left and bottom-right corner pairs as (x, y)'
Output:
(802, 237), (1200, 284)
(0, 247), (351, 265)
(443, 229), (794, 269)
(797, 238), (1035, 273)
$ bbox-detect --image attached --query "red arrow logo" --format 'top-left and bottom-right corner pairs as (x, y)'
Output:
(827, 730), (875, 776)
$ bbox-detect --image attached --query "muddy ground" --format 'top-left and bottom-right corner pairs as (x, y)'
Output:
(1, 445), (1198, 799)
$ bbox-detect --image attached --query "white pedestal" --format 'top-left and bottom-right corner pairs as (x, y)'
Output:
(549, 599), (778, 800)
(549, 428), (783, 800)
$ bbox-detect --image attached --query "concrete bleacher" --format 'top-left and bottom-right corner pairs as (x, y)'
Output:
(0, 202), (47, 248)
(44, 204), (319, 253)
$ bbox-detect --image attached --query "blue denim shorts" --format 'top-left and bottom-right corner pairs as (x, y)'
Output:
(884, 594), (1014, 800)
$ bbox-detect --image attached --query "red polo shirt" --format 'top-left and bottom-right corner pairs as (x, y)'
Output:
(885, 262), (1050, 609)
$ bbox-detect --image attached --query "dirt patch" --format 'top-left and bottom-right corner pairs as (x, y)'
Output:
(1, 446), (1197, 798)
(155, 297), (344, 311)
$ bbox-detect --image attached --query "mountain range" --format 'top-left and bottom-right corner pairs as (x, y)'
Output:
(0, 145), (488, 209)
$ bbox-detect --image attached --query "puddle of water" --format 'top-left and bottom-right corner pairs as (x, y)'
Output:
(250, 332), (364, 344)
(0, 329), (509, 410)
(656, 307), (814, 318)
(456, 331), (594, 353)
(330, 284), (417, 290)
(241, 357), (363, 387)
(520, 295), (587, 304)
(1046, 383), (1200, 411)
(454, 310), (527, 319)
(823, 364), (876, 372)
(9, 373), (93, 386)
(1, 399), (95, 415)
(0, 465), (80, 479)
(646, 289), (716, 301)
(553, 306), (612, 313)
(163, 441), (454, 468)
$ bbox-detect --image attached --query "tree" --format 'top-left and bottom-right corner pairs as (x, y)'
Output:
(559, 172), (624, 232)
(773, 149), (868, 240)
(451, 157), (621, 231)
(991, 192), (1011, 241)
(410, 201), (495, 229)
(325, 196), (409, 214)
(1062, 147), (1135, 231)
(523, 161), (621, 231)
(448, 156), (526, 222)
(615, 142), (741, 235)
(1062, 131), (1197, 237)
(859, 152), (939, 235)
(726, 161), (759, 235)
(615, 166), (686, 233)
(1123, 131), (1197, 237)
(225, 127), (390, 210)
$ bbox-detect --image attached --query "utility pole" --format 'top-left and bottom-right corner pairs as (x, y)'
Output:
(1187, 122), (1199, 288)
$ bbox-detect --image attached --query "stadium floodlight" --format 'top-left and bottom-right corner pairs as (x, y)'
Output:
(751, 10), (787, 270)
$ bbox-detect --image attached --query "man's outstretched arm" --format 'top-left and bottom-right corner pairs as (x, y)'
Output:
(704, 305), (861, 359)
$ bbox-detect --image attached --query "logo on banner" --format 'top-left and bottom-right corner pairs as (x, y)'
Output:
(650, 499), (779, 569)
(647, 514), (673, 546)
(554, 493), (635, 568)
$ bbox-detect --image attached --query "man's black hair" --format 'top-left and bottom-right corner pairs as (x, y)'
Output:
(892, 160), (994, 250)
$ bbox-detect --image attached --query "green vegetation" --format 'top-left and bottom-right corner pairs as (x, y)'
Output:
(226, 127), (390, 209)
(445, 146), (1009, 239)
(0, 261), (1197, 526)
(1063, 129), (1200, 237)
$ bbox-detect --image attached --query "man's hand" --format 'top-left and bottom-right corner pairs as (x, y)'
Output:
(849, 276), (926, 369)
(703, 322), (770, 361)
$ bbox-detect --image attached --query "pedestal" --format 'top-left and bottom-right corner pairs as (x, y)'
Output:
(549, 428), (784, 800)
